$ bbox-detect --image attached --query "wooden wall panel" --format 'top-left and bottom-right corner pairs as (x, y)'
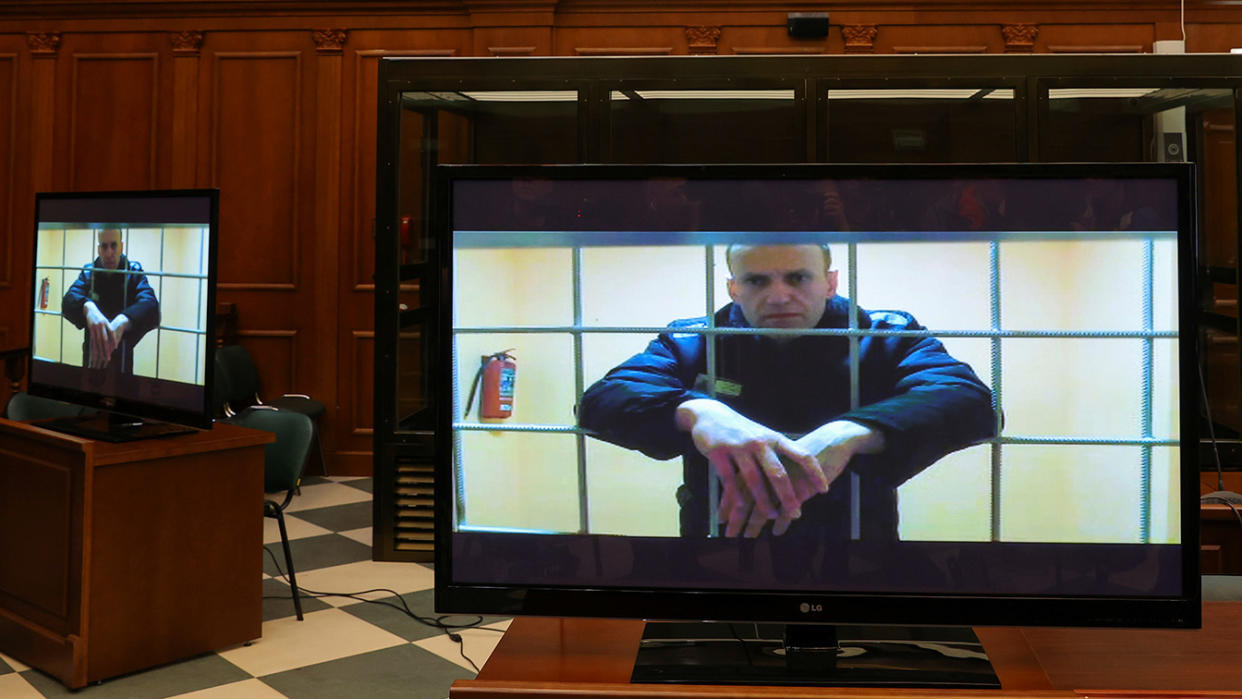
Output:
(210, 51), (302, 289)
(1037, 24), (1154, 53)
(877, 25), (1000, 54)
(1202, 112), (1237, 271)
(0, 53), (15, 292)
(350, 331), (373, 435)
(1186, 23), (1242, 53)
(68, 54), (160, 190)
(236, 330), (297, 395)
(724, 27), (834, 55)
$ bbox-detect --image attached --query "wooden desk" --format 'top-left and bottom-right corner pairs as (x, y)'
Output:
(0, 418), (272, 689)
(452, 603), (1242, 698)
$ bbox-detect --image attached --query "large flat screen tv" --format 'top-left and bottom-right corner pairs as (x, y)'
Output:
(28, 189), (219, 439)
(433, 163), (1198, 687)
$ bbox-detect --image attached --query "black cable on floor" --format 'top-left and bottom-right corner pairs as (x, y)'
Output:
(261, 545), (505, 673)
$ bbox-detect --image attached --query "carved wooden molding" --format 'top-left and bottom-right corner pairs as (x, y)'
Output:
(464, 0), (559, 13)
(390, 49), (457, 56)
(1047, 44), (1145, 53)
(842, 25), (877, 54)
(732, 46), (826, 55)
(1002, 23), (1038, 53)
(488, 46), (537, 56)
(893, 45), (988, 54)
(170, 30), (204, 55)
(26, 32), (61, 56)
(313, 29), (348, 53)
(574, 47), (672, 56)
(685, 25), (721, 55)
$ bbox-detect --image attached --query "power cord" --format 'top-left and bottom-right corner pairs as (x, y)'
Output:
(261, 546), (505, 673)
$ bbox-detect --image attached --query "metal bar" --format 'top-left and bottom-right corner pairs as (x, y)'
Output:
(193, 226), (204, 383)
(455, 423), (589, 434)
(706, 244), (720, 537)
(32, 309), (207, 337)
(58, 229), (66, 361)
(990, 241), (1003, 542)
(154, 226), (164, 380)
(453, 422), (1177, 447)
(454, 325), (1178, 339)
(848, 242), (861, 540)
(149, 324), (207, 336)
(454, 229), (1178, 249)
(573, 247), (589, 535)
(33, 265), (210, 280)
(999, 435), (1178, 447)
(1140, 239), (1155, 543)
(451, 276), (467, 527)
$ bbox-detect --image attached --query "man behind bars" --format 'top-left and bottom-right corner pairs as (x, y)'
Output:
(62, 225), (160, 375)
(577, 243), (995, 540)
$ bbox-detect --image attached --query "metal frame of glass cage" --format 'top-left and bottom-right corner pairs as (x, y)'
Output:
(374, 53), (1242, 561)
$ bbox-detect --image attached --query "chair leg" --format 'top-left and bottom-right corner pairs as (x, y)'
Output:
(313, 421), (328, 477)
(271, 505), (304, 621)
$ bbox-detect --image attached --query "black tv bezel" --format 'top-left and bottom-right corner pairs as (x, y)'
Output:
(28, 188), (221, 431)
(432, 162), (1201, 630)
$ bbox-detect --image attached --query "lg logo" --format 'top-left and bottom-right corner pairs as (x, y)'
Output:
(799, 602), (823, 614)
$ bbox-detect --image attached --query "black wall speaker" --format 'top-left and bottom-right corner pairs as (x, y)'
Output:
(787, 12), (830, 39)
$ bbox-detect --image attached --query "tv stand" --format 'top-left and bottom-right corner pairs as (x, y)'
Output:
(632, 622), (1000, 688)
(451, 607), (1242, 697)
(37, 412), (197, 442)
(0, 418), (271, 689)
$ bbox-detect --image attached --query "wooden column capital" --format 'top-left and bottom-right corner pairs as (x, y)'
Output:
(685, 26), (721, 55)
(842, 25), (877, 54)
(312, 29), (347, 53)
(1002, 24), (1039, 53)
(171, 30), (204, 55)
(26, 32), (60, 56)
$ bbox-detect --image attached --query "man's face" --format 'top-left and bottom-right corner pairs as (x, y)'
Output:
(97, 229), (122, 269)
(727, 245), (837, 334)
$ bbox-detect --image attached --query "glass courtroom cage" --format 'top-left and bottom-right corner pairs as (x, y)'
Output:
(374, 54), (1242, 563)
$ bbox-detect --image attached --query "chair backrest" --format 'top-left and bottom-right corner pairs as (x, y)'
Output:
(215, 344), (262, 412)
(4, 392), (90, 421)
(230, 408), (314, 494)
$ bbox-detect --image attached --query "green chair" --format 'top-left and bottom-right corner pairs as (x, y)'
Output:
(4, 392), (92, 421)
(231, 406), (314, 621)
(215, 344), (328, 475)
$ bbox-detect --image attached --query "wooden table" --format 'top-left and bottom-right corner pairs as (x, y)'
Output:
(0, 418), (272, 689)
(451, 603), (1242, 698)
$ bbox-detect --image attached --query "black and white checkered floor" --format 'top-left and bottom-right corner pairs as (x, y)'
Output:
(0, 477), (510, 699)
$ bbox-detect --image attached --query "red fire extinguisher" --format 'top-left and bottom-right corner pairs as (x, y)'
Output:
(465, 350), (516, 419)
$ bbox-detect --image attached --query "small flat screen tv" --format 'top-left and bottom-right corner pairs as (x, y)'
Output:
(433, 163), (1198, 687)
(28, 189), (219, 440)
